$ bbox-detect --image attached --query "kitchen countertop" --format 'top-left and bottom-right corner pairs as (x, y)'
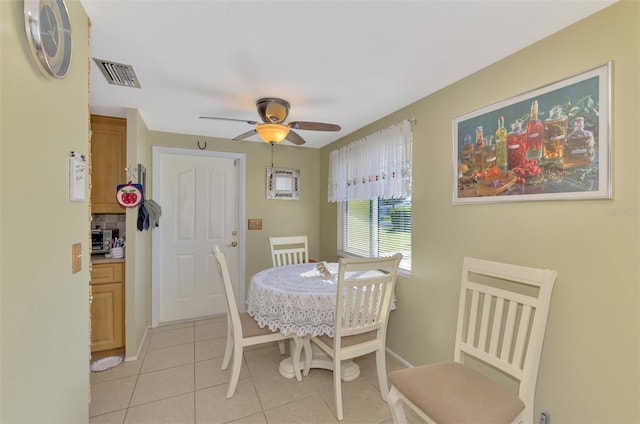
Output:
(91, 254), (125, 264)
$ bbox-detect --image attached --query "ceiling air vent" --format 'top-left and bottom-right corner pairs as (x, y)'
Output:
(93, 58), (141, 88)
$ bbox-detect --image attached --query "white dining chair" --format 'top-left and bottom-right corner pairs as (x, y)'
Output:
(269, 235), (310, 267)
(269, 235), (312, 355)
(311, 253), (402, 421)
(386, 257), (558, 424)
(212, 245), (295, 398)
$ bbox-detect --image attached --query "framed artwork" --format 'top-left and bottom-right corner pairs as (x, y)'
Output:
(453, 62), (611, 204)
(266, 167), (300, 200)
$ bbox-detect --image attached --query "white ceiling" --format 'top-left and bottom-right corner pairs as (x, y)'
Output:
(81, 0), (616, 149)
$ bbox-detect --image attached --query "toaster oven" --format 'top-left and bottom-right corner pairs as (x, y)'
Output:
(91, 229), (112, 254)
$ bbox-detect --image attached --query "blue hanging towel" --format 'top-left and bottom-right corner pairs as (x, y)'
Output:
(137, 203), (149, 231)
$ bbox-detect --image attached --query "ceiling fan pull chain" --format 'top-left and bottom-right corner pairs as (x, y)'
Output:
(271, 142), (275, 167)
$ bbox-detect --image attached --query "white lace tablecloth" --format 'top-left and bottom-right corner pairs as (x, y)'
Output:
(247, 263), (344, 337)
(247, 262), (395, 337)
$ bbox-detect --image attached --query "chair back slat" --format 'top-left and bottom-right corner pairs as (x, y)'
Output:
(352, 287), (366, 327)
(488, 297), (505, 356)
(477, 294), (492, 351)
(466, 290), (480, 345)
(454, 257), (557, 407)
(270, 236), (309, 267)
(343, 287), (355, 328)
(366, 283), (385, 326)
(361, 288), (371, 326)
(500, 300), (519, 362)
(513, 305), (533, 368)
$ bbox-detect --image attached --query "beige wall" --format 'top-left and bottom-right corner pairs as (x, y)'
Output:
(320, 1), (639, 422)
(149, 132), (321, 292)
(0, 0), (91, 421)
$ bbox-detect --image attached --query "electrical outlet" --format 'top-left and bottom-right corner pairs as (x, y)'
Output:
(540, 411), (550, 424)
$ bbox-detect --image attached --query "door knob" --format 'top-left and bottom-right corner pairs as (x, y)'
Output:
(230, 241), (238, 247)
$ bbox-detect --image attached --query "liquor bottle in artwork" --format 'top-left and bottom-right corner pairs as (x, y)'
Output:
(495, 116), (508, 170)
(507, 119), (527, 169)
(474, 126), (486, 170)
(481, 136), (496, 171)
(563, 116), (596, 167)
(542, 105), (568, 164)
(526, 100), (543, 160)
(461, 134), (475, 169)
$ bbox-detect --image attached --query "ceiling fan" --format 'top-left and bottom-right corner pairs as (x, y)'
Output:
(200, 97), (341, 145)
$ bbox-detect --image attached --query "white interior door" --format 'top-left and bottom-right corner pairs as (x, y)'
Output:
(152, 148), (244, 325)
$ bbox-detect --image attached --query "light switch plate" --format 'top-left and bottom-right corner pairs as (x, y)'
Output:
(72, 243), (82, 274)
(248, 219), (262, 230)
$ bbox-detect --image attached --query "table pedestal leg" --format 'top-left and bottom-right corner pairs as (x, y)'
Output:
(278, 338), (360, 381)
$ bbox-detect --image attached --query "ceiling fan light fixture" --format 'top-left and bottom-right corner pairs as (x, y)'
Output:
(200, 97), (340, 145)
(256, 123), (290, 143)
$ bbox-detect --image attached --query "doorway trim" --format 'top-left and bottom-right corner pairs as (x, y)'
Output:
(151, 146), (246, 328)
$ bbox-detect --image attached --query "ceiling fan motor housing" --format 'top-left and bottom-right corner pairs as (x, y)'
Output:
(257, 97), (290, 123)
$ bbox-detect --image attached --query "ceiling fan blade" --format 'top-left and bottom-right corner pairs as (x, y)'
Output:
(233, 129), (257, 141)
(288, 121), (341, 131)
(200, 116), (259, 125)
(285, 130), (306, 145)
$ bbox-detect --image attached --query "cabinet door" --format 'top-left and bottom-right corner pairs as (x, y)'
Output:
(91, 282), (124, 352)
(91, 262), (124, 284)
(91, 115), (126, 214)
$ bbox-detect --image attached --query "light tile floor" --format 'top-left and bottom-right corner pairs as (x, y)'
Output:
(89, 316), (417, 424)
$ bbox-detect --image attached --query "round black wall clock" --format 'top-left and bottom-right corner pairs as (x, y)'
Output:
(24, 0), (73, 79)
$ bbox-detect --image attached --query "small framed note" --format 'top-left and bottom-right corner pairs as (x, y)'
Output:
(69, 151), (86, 201)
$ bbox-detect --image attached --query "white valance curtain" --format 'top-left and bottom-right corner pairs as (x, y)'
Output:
(328, 119), (412, 202)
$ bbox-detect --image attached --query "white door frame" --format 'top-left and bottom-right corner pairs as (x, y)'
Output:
(151, 146), (246, 328)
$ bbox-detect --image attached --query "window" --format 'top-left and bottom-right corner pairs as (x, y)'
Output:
(329, 119), (413, 273)
(338, 198), (412, 273)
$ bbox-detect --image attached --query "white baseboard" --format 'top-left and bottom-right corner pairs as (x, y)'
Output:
(124, 326), (150, 362)
(386, 346), (414, 368)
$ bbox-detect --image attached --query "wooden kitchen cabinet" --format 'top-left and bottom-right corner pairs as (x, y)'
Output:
(90, 115), (126, 213)
(90, 262), (124, 353)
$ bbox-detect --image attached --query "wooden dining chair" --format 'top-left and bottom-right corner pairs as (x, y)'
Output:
(310, 253), (402, 421)
(212, 245), (294, 398)
(269, 235), (310, 267)
(387, 257), (558, 424)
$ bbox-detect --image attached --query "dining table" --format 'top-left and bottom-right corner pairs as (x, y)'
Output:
(247, 262), (366, 381)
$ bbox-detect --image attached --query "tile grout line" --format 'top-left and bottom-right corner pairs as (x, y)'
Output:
(190, 320), (197, 423)
(120, 327), (150, 423)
